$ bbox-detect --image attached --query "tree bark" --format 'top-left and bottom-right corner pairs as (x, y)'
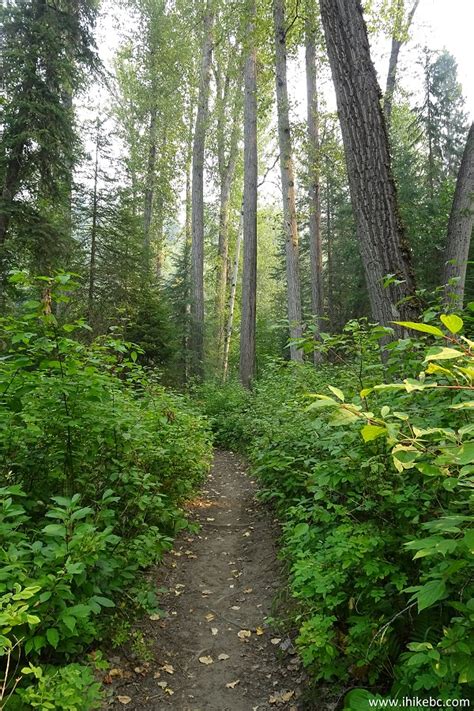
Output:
(182, 97), (194, 384)
(190, 1), (214, 378)
(143, 104), (157, 271)
(215, 68), (242, 370)
(319, 0), (418, 327)
(239, 0), (258, 388)
(273, 0), (303, 362)
(223, 204), (243, 382)
(154, 191), (164, 281)
(88, 119), (100, 324)
(384, 0), (420, 128)
(305, 5), (324, 363)
(326, 168), (335, 330)
(443, 122), (474, 309)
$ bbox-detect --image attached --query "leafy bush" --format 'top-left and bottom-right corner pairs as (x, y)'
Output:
(193, 378), (253, 450)
(198, 316), (474, 703)
(0, 273), (212, 707)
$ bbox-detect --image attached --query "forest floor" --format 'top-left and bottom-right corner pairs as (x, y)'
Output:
(105, 450), (306, 711)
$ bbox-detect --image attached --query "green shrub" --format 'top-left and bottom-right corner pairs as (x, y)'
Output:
(0, 273), (212, 706)
(193, 378), (253, 450)
(198, 316), (474, 702)
(10, 663), (102, 710)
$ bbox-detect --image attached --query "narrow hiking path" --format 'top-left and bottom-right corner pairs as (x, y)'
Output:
(107, 450), (305, 710)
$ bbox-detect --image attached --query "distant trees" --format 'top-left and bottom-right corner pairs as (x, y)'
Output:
(391, 49), (470, 291)
(0, 0), (97, 284)
(384, 0), (420, 128)
(1, 0), (471, 381)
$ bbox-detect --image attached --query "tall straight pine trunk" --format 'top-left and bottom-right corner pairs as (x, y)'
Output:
(305, 3), (324, 362)
(319, 0), (418, 327)
(190, 2), (214, 378)
(239, 0), (258, 388)
(273, 0), (303, 361)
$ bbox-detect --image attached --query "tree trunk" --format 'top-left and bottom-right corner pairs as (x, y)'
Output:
(273, 0), (303, 362)
(319, 0), (418, 327)
(143, 104), (157, 273)
(88, 119), (100, 324)
(239, 0), (258, 388)
(223, 204), (243, 382)
(443, 122), (474, 309)
(305, 5), (324, 363)
(190, 2), (214, 379)
(326, 170), (335, 330)
(215, 72), (241, 370)
(183, 99), (194, 383)
(384, 0), (420, 128)
(155, 191), (164, 281)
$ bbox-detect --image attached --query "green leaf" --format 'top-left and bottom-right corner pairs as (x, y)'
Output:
(61, 615), (76, 632)
(42, 524), (67, 538)
(463, 530), (474, 553)
(393, 321), (444, 337)
(306, 397), (338, 411)
(393, 449), (419, 464)
(458, 442), (474, 465)
(440, 313), (463, 334)
(70, 506), (93, 521)
(424, 347), (463, 362)
(413, 579), (447, 612)
(361, 425), (386, 443)
(416, 462), (441, 477)
(328, 385), (344, 402)
(46, 628), (59, 649)
(93, 596), (115, 608)
(343, 688), (379, 711)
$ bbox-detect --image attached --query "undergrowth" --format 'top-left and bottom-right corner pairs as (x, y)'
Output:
(0, 273), (212, 709)
(196, 317), (474, 709)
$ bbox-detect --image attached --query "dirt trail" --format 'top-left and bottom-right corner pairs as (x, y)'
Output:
(108, 450), (305, 710)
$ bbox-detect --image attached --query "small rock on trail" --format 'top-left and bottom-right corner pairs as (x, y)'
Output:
(108, 450), (304, 710)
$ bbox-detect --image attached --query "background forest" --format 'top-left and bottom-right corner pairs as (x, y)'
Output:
(1, 0), (472, 380)
(0, 0), (473, 708)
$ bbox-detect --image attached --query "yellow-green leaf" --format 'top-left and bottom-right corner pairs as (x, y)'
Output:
(328, 385), (344, 402)
(361, 424), (386, 442)
(424, 347), (463, 362)
(450, 401), (474, 410)
(440, 313), (463, 334)
(393, 321), (444, 337)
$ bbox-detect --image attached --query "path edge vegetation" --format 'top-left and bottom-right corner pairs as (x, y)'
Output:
(0, 274), (213, 709)
(197, 309), (474, 708)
